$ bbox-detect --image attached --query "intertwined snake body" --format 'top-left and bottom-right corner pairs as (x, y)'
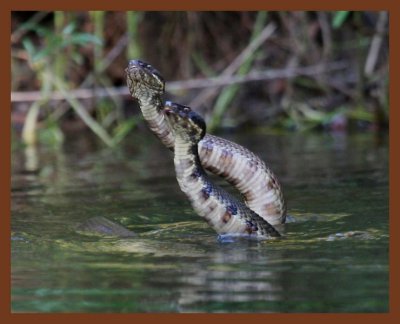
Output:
(164, 101), (281, 238)
(126, 60), (286, 226)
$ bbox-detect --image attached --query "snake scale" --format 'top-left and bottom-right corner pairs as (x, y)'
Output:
(164, 101), (281, 238)
(126, 60), (286, 237)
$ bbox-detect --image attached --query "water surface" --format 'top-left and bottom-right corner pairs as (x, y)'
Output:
(11, 130), (389, 312)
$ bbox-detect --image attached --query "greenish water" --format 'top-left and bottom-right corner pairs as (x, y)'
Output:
(11, 130), (389, 313)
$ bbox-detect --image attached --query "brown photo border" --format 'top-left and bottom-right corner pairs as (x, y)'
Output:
(2, 1), (398, 323)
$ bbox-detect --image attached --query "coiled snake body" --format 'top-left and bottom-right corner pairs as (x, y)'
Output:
(126, 60), (286, 229)
(164, 102), (280, 238)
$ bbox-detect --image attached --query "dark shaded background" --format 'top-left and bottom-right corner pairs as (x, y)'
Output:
(11, 11), (389, 147)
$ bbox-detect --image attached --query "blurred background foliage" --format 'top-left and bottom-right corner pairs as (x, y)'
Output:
(11, 11), (389, 148)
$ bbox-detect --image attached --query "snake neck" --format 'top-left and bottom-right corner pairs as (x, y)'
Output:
(138, 95), (175, 150)
(174, 136), (205, 182)
(173, 135), (281, 239)
(138, 95), (162, 115)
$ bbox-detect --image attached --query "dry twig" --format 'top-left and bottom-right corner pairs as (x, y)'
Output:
(11, 61), (348, 104)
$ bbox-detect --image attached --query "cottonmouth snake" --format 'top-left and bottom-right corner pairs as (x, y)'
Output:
(164, 101), (280, 238)
(126, 60), (286, 230)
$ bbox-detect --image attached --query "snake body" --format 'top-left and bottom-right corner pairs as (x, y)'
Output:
(126, 60), (286, 226)
(164, 102), (280, 238)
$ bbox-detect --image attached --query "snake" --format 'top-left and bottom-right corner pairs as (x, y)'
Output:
(126, 59), (286, 226)
(163, 101), (281, 238)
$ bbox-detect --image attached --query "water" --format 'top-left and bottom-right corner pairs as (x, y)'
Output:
(11, 130), (389, 313)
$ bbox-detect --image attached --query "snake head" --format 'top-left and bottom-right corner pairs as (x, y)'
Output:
(125, 60), (165, 100)
(164, 101), (206, 143)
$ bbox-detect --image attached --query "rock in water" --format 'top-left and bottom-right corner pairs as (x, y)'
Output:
(75, 216), (136, 238)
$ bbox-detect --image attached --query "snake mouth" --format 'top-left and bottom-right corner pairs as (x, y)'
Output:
(164, 101), (176, 116)
(164, 108), (172, 116)
(125, 60), (166, 100)
(164, 107), (173, 116)
(163, 102), (206, 140)
(164, 101), (191, 119)
(126, 71), (165, 95)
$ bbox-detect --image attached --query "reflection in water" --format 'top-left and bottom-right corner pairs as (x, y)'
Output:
(11, 131), (389, 312)
(176, 246), (283, 312)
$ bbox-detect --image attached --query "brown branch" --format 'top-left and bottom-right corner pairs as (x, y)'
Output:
(11, 87), (127, 103)
(169, 61), (348, 90)
(11, 61), (349, 104)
